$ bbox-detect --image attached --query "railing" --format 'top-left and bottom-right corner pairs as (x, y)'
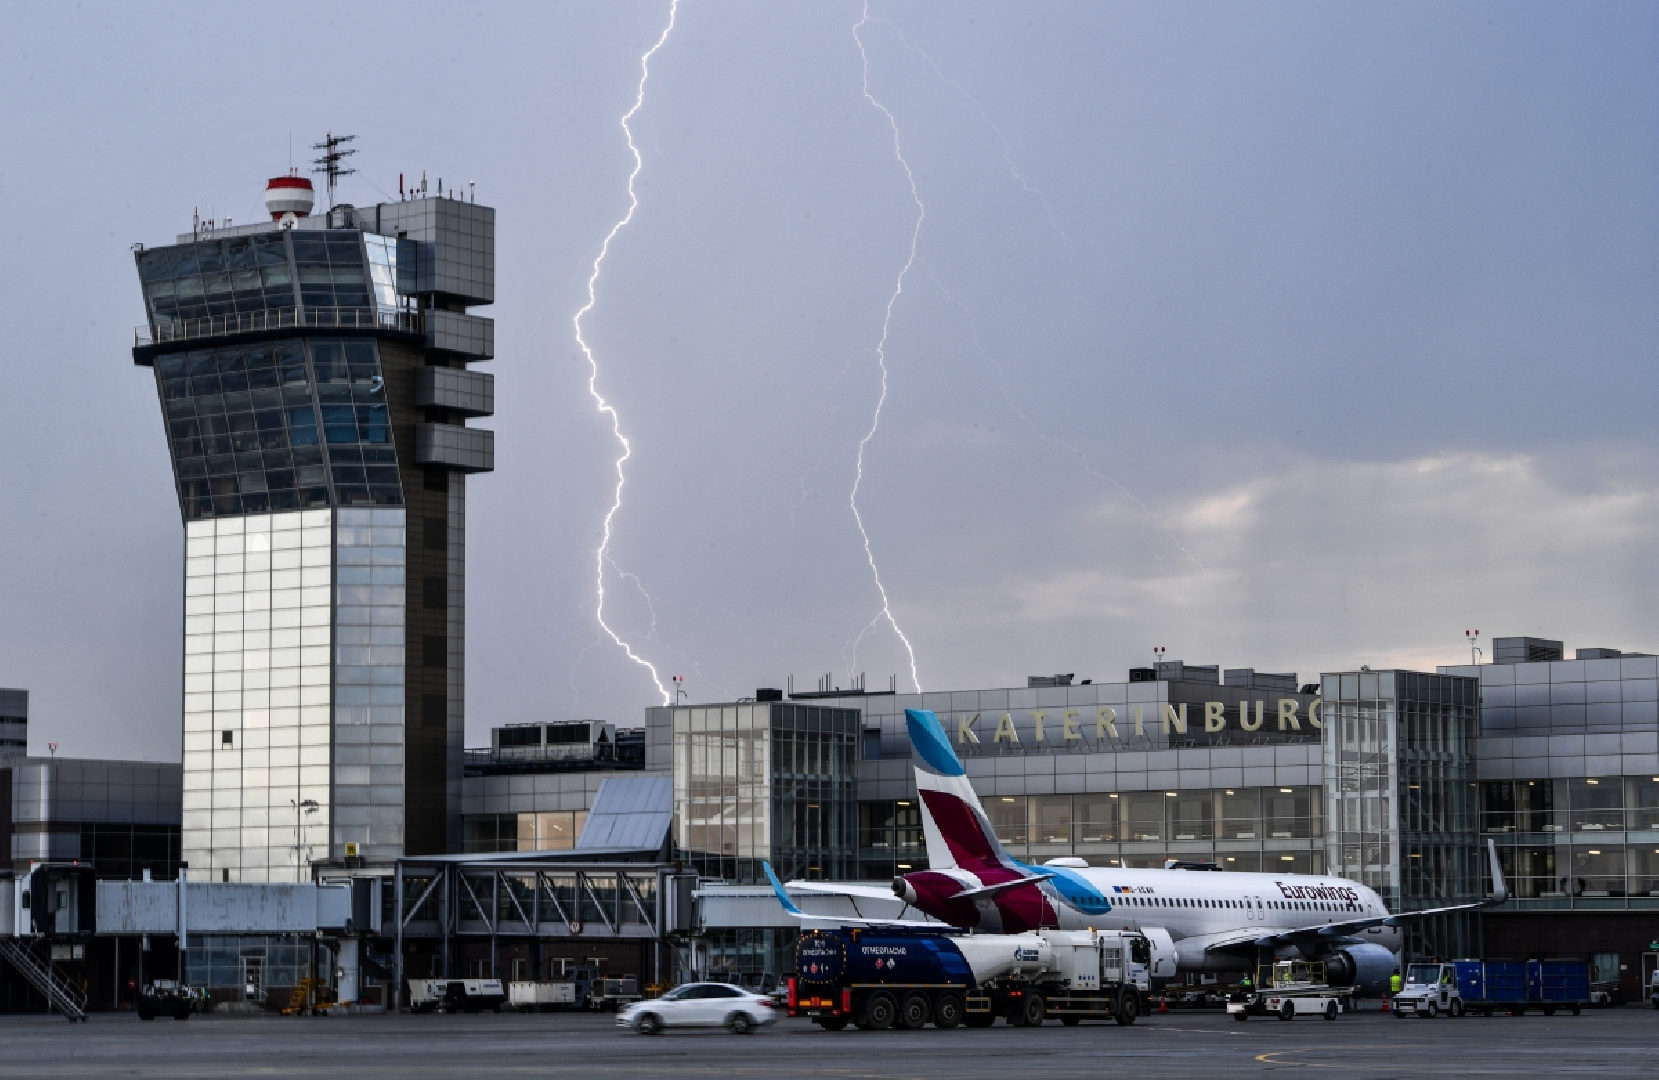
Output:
(0, 939), (88, 1022)
(135, 306), (420, 347)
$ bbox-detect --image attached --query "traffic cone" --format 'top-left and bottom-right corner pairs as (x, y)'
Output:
(1382, 996), (1389, 1012)
(1158, 994), (1168, 1013)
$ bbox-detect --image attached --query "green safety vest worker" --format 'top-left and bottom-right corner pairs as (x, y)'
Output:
(1240, 974), (1253, 991)
(1389, 972), (1403, 994)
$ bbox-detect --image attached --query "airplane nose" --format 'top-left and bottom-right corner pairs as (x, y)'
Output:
(892, 877), (919, 906)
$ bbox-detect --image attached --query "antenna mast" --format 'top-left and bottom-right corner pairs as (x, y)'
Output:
(310, 132), (358, 207)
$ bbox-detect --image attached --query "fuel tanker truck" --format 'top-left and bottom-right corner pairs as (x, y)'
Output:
(788, 926), (1152, 1030)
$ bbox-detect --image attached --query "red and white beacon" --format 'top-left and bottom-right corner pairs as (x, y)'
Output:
(264, 175), (315, 226)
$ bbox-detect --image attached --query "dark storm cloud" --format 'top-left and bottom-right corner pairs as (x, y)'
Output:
(0, 1), (1654, 758)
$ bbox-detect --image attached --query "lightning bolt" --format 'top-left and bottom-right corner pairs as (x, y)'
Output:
(849, 1), (923, 694)
(573, 0), (679, 706)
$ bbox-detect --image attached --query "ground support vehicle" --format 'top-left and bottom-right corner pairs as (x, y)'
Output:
(617, 983), (777, 1035)
(789, 926), (1150, 1031)
(508, 980), (578, 1012)
(407, 978), (506, 1013)
(589, 977), (642, 1011)
(1393, 960), (1590, 1018)
(136, 980), (193, 1021)
(1227, 961), (1353, 1022)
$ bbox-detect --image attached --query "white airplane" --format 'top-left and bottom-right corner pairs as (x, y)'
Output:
(770, 707), (1507, 991)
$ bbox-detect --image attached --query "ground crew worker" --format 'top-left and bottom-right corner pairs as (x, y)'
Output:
(1389, 969), (1403, 1007)
(1240, 972), (1253, 992)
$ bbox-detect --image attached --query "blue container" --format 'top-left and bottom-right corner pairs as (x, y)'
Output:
(1539, 960), (1589, 1003)
(1453, 960), (1485, 1001)
(1482, 961), (1528, 1003)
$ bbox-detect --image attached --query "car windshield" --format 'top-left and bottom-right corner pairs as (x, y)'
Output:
(1406, 965), (1441, 985)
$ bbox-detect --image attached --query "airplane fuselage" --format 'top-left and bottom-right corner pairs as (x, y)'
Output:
(899, 863), (1402, 957)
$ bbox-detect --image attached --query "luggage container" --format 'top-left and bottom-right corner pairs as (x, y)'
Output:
(509, 980), (578, 1012)
(1394, 960), (1588, 1018)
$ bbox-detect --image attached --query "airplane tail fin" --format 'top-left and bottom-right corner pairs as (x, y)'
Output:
(905, 708), (1018, 873)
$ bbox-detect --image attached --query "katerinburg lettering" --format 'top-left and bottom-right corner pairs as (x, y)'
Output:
(952, 699), (1322, 746)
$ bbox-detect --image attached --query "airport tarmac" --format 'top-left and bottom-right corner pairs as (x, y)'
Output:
(0, 1004), (1654, 1078)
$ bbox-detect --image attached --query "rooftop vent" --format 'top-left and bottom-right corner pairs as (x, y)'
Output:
(1155, 661), (1219, 685)
(1027, 674), (1074, 688)
(1224, 668), (1299, 693)
(1493, 637), (1563, 664)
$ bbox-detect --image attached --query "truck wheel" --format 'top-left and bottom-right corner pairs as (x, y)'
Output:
(815, 1015), (849, 1031)
(933, 993), (964, 1030)
(1324, 1001), (1338, 1021)
(1278, 1001), (1294, 1021)
(965, 1008), (996, 1029)
(860, 992), (896, 1031)
(898, 993), (931, 1030)
(1020, 992), (1046, 1028)
(138, 1010), (154, 1021)
(1116, 991), (1138, 1027)
(1570, 1004), (1581, 1016)
(1233, 1011), (1249, 1022)
(1541, 1005), (1556, 1016)
(1060, 1015), (1081, 1026)
(1421, 1001), (1437, 1019)
(1449, 1000), (1464, 1018)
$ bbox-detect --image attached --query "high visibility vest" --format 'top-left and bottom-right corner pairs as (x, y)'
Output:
(1390, 975), (1402, 993)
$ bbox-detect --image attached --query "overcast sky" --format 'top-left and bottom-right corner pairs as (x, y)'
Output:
(2, 1), (1655, 760)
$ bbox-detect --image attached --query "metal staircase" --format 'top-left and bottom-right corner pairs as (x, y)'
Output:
(0, 940), (88, 1022)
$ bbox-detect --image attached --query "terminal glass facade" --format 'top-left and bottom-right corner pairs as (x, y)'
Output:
(1323, 669), (1481, 959)
(670, 702), (857, 883)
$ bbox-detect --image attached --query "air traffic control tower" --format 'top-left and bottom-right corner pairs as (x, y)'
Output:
(131, 172), (495, 880)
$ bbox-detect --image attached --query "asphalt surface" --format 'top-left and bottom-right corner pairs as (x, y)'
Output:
(1, 1003), (1655, 1078)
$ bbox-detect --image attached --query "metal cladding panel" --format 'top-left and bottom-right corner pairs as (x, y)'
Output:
(416, 366), (494, 417)
(425, 310), (494, 359)
(415, 423), (494, 473)
(575, 775), (673, 851)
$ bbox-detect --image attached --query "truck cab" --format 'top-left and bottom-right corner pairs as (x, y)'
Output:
(1393, 963), (1463, 1019)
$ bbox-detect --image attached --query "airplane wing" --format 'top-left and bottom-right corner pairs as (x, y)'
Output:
(1188, 839), (1510, 957)
(763, 862), (943, 929)
(951, 873), (1055, 900)
(781, 880), (909, 903)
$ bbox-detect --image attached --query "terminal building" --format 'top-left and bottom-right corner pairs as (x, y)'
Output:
(457, 641), (1655, 994)
(131, 174), (496, 879)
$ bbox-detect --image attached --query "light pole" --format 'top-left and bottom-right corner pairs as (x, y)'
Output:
(1466, 630), (1482, 666)
(673, 675), (687, 705)
(291, 798), (320, 882)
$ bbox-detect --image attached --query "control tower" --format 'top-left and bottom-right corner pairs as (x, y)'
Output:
(132, 172), (495, 879)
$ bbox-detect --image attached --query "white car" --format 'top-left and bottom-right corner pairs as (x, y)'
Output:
(617, 983), (778, 1035)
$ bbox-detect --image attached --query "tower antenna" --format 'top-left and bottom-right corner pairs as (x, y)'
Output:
(310, 132), (358, 207)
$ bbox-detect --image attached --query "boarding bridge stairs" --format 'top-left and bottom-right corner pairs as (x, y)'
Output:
(0, 939), (88, 1021)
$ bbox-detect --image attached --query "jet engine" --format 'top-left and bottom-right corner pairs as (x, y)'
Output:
(1321, 944), (1396, 993)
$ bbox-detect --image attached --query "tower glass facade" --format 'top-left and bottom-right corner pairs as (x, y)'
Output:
(136, 194), (495, 880)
